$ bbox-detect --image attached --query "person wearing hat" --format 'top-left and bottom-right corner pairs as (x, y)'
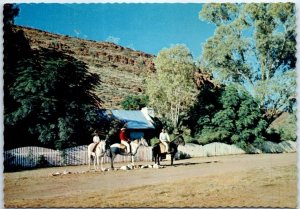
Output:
(159, 128), (170, 152)
(120, 127), (131, 153)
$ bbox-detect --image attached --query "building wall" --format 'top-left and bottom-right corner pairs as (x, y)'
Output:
(129, 131), (144, 140)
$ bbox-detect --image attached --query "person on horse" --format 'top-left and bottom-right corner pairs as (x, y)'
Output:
(159, 128), (170, 153)
(120, 127), (131, 154)
(91, 130), (101, 152)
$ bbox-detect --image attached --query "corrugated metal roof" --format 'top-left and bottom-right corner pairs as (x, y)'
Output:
(110, 110), (155, 129)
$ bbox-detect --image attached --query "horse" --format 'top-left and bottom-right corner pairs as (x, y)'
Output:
(107, 138), (148, 169)
(87, 140), (106, 171)
(152, 135), (185, 166)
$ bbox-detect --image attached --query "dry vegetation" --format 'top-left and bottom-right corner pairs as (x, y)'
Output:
(15, 25), (215, 109)
(15, 25), (155, 109)
(4, 153), (297, 208)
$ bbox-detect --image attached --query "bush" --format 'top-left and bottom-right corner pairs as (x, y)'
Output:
(192, 85), (268, 147)
(197, 127), (231, 145)
(276, 113), (296, 141)
(121, 95), (149, 110)
(150, 137), (159, 146)
(266, 112), (296, 142)
(36, 155), (50, 168)
(184, 136), (200, 145)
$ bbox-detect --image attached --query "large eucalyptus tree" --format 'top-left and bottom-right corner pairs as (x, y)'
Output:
(199, 3), (296, 120)
(146, 45), (198, 128)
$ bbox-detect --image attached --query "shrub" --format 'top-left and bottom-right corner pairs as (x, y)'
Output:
(191, 84), (268, 147)
(197, 127), (231, 145)
(184, 136), (200, 145)
(150, 137), (159, 146)
(36, 155), (50, 168)
(121, 95), (149, 110)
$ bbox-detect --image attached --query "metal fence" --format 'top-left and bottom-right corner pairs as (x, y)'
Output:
(4, 145), (153, 168)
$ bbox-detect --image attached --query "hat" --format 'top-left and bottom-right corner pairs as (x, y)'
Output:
(121, 127), (126, 131)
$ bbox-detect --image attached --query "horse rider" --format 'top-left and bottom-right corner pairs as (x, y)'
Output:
(120, 127), (131, 153)
(91, 130), (101, 152)
(159, 128), (170, 152)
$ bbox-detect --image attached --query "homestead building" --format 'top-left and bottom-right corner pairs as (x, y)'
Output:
(100, 107), (157, 143)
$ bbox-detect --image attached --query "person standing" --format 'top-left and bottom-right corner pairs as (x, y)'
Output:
(159, 128), (170, 152)
(120, 127), (131, 153)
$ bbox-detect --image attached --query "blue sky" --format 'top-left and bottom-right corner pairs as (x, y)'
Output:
(15, 3), (216, 59)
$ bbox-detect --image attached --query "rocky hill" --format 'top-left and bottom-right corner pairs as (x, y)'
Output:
(14, 25), (214, 109)
(14, 25), (156, 109)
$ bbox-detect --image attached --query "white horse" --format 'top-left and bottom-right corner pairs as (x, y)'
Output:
(108, 138), (148, 169)
(87, 140), (106, 171)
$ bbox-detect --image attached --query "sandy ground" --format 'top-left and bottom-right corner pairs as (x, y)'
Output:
(4, 153), (297, 208)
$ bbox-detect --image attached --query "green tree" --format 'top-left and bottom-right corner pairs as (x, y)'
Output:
(3, 4), (19, 25)
(146, 45), (198, 128)
(197, 85), (268, 149)
(5, 48), (101, 149)
(4, 4), (102, 150)
(121, 95), (149, 110)
(184, 85), (222, 137)
(199, 3), (296, 120)
(4, 4), (37, 149)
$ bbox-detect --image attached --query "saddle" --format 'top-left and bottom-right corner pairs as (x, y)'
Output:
(159, 142), (169, 154)
(91, 142), (99, 153)
(119, 143), (132, 154)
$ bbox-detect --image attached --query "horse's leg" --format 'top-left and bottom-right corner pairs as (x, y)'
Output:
(110, 154), (115, 170)
(88, 156), (91, 170)
(152, 149), (155, 163)
(131, 155), (134, 166)
(96, 155), (100, 170)
(170, 153), (174, 166)
(94, 155), (97, 170)
(100, 155), (104, 171)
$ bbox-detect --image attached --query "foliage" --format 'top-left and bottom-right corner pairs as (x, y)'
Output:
(197, 128), (231, 145)
(199, 3), (296, 120)
(121, 94), (149, 110)
(101, 116), (126, 146)
(254, 70), (296, 120)
(36, 155), (50, 168)
(3, 4), (19, 25)
(183, 85), (223, 137)
(194, 85), (268, 149)
(146, 44), (198, 128)
(276, 114), (296, 141)
(4, 5), (102, 150)
(5, 48), (101, 149)
(267, 112), (296, 142)
(150, 137), (159, 146)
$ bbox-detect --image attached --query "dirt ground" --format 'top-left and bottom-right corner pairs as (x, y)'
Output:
(4, 153), (297, 208)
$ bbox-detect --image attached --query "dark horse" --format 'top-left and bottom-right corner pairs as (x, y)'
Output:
(152, 135), (185, 166)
